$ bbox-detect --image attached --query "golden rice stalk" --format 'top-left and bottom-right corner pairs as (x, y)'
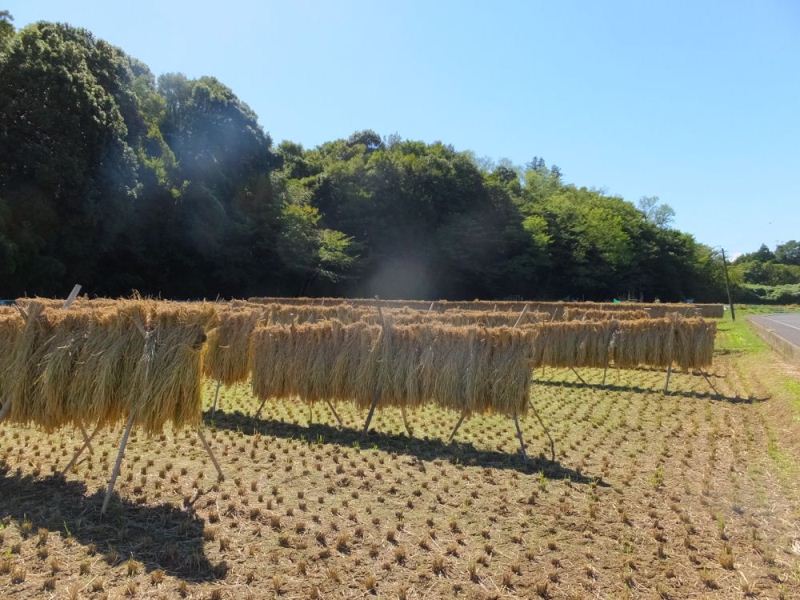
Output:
(0, 311), (23, 402)
(6, 302), (50, 426)
(203, 307), (261, 385)
(562, 308), (649, 321)
(132, 304), (216, 434)
(33, 310), (94, 431)
(67, 302), (150, 429)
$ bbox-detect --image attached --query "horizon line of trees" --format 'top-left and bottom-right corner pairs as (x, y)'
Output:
(0, 17), (745, 302)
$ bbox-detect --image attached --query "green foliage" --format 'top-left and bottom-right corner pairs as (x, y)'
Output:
(738, 283), (800, 305)
(0, 10), (13, 53)
(0, 19), (738, 301)
(775, 240), (800, 266)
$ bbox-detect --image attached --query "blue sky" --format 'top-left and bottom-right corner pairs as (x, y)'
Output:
(7, 0), (800, 255)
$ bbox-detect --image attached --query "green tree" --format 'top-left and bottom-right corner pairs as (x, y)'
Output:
(775, 240), (800, 265)
(637, 196), (675, 229)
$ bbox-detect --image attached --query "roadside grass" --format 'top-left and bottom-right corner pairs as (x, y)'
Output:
(724, 306), (800, 482)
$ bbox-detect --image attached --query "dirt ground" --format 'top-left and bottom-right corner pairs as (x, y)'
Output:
(1, 319), (799, 599)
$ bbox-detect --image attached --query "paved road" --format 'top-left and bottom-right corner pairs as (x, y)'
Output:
(750, 313), (800, 348)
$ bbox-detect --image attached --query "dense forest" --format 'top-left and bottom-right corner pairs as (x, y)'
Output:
(1, 17), (793, 302)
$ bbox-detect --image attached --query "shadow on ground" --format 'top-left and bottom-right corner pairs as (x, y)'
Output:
(533, 378), (768, 404)
(205, 409), (604, 486)
(0, 467), (224, 582)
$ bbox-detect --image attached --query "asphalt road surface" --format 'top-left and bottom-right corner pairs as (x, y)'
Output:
(750, 313), (800, 348)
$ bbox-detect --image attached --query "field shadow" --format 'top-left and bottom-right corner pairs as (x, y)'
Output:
(0, 466), (224, 582)
(533, 378), (768, 404)
(207, 410), (603, 485)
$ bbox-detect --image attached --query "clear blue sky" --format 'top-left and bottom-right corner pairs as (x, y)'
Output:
(7, 0), (800, 255)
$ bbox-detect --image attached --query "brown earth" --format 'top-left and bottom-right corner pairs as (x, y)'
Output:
(1, 329), (798, 598)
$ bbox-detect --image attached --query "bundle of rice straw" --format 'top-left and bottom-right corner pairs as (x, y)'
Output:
(131, 304), (217, 433)
(561, 308), (649, 321)
(6, 302), (52, 427)
(673, 317), (716, 370)
(0, 310), (24, 413)
(203, 307), (261, 385)
(610, 316), (715, 370)
(2, 300), (215, 434)
(66, 302), (150, 429)
(32, 310), (94, 431)
(249, 320), (534, 418)
(531, 320), (618, 369)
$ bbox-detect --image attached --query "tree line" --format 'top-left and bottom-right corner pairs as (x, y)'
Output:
(730, 242), (800, 304)
(1, 18), (736, 301)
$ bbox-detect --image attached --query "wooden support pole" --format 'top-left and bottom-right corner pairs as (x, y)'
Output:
(448, 411), (467, 442)
(62, 284), (81, 309)
(78, 423), (95, 455)
(325, 399), (343, 427)
(102, 411), (135, 515)
(663, 364), (673, 394)
(571, 367), (587, 386)
(664, 320), (675, 394)
(253, 396), (269, 420)
(602, 331), (617, 387)
(400, 406), (413, 436)
(362, 306), (386, 437)
(102, 328), (155, 515)
(197, 427), (224, 481)
(513, 304), (529, 327)
(62, 424), (101, 475)
(512, 412), (527, 459)
(210, 380), (222, 417)
(362, 389), (379, 436)
(528, 400), (555, 461)
(700, 370), (720, 396)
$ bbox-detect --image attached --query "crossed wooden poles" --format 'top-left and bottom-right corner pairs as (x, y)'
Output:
(0, 286), (225, 516)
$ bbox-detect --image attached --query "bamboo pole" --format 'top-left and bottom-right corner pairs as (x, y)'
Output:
(513, 412), (527, 459)
(448, 411), (467, 442)
(325, 399), (343, 427)
(62, 284), (81, 309)
(400, 406), (413, 436)
(362, 389), (379, 436)
(197, 427), (225, 481)
(571, 367), (587, 385)
(528, 400), (555, 461)
(664, 321), (675, 394)
(78, 424), (95, 455)
(102, 328), (156, 515)
(253, 396), (268, 420)
(513, 304), (529, 327)
(210, 380), (222, 417)
(362, 307), (386, 436)
(700, 370), (720, 396)
(101, 411), (135, 515)
(602, 331), (617, 387)
(62, 424), (101, 475)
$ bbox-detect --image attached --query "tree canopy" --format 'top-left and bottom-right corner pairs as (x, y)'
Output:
(0, 19), (738, 301)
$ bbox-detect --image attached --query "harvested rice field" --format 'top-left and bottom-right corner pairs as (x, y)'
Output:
(1, 314), (799, 599)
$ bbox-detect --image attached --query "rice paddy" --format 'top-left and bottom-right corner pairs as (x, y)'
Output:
(1, 301), (798, 598)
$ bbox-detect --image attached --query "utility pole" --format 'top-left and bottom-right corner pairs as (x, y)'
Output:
(720, 248), (735, 321)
